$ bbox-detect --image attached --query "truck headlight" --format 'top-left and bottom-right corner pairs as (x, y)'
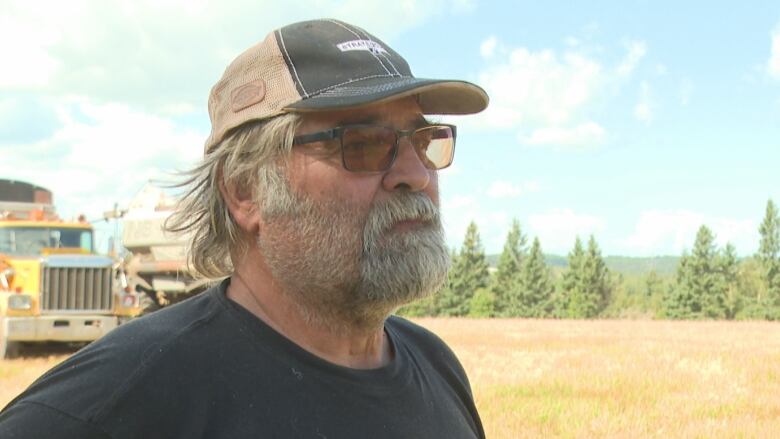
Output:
(8, 294), (33, 310)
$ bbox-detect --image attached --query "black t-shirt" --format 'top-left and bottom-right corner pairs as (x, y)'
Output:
(0, 280), (484, 438)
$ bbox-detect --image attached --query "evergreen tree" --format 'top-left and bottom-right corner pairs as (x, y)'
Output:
(716, 243), (740, 319)
(559, 236), (586, 318)
(645, 270), (663, 297)
(432, 248), (458, 316)
(438, 221), (489, 316)
(664, 252), (694, 319)
(565, 236), (611, 318)
(468, 288), (496, 318)
(396, 295), (437, 317)
(665, 225), (729, 319)
(491, 219), (527, 316)
(581, 235), (612, 317)
(735, 256), (780, 320)
(515, 237), (554, 317)
(757, 199), (780, 304)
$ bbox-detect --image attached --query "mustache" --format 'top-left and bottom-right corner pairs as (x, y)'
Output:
(364, 192), (440, 236)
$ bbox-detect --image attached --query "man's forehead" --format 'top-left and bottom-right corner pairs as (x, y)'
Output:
(301, 97), (428, 128)
(334, 112), (430, 127)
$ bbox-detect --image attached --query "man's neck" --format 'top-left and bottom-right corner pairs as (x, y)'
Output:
(226, 262), (393, 369)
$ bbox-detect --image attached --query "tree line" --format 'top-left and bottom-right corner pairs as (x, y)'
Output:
(399, 199), (780, 320)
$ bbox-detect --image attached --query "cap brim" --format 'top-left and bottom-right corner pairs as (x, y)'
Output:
(284, 76), (489, 115)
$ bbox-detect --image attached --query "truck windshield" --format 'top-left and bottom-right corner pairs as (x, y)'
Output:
(0, 227), (93, 255)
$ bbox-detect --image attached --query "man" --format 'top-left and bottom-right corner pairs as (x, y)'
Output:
(0, 19), (489, 438)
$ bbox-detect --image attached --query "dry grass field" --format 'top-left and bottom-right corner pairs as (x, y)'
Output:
(2, 319), (780, 438)
(418, 318), (780, 439)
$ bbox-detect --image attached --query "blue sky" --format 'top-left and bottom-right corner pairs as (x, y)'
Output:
(1, 0), (778, 257)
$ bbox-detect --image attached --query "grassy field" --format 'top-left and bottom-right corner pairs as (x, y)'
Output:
(2, 319), (780, 438)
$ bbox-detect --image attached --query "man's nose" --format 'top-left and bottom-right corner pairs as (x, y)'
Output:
(381, 139), (431, 192)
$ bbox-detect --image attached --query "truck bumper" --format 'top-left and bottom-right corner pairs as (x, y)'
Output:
(4, 315), (119, 343)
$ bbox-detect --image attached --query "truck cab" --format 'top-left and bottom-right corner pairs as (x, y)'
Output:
(0, 180), (143, 358)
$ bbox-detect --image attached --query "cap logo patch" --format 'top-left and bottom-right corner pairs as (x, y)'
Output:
(336, 40), (387, 55)
(231, 79), (266, 112)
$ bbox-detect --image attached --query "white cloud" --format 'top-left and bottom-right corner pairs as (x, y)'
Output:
(768, 23), (780, 79)
(625, 210), (757, 256)
(617, 40), (647, 76)
(486, 180), (540, 198)
(0, 2), (100, 89)
(1, 97), (205, 221)
(0, 9), (65, 87)
(467, 46), (605, 149)
(0, 0), (462, 111)
(527, 209), (606, 253)
(521, 122), (606, 149)
(480, 36), (498, 58)
(634, 81), (654, 124)
(463, 38), (647, 149)
(483, 48), (603, 128)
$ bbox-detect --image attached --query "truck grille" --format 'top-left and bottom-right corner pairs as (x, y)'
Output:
(41, 266), (113, 312)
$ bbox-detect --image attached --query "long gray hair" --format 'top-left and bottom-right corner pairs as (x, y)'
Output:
(165, 114), (302, 278)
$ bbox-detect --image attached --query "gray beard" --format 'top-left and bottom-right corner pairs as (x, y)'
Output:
(256, 178), (449, 333)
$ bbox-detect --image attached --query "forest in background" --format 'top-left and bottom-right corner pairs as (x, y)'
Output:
(398, 199), (780, 320)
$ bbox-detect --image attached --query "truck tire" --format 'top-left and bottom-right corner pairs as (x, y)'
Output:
(0, 317), (21, 359)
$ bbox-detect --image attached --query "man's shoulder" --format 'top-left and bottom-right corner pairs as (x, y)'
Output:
(386, 315), (463, 369)
(91, 282), (227, 363)
(3, 283), (230, 422)
(386, 315), (446, 347)
(117, 283), (226, 345)
(386, 315), (476, 402)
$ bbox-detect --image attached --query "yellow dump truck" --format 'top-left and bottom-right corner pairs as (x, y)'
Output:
(0, 179), (143, 358)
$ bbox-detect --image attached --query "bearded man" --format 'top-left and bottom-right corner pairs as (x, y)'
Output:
(0, 19), (489, 438)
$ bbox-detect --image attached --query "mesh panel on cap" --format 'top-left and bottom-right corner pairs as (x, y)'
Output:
(204, 32), (301, 153)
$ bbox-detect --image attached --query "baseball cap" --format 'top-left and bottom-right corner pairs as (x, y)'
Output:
(204, 18), (489, 153)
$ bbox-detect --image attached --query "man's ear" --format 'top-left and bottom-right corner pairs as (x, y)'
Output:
(219, 176), (260, 235)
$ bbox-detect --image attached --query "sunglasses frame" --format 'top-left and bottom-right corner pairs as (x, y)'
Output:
(292, 123), (457, 173)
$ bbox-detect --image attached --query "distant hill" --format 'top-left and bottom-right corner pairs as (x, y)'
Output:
(601, 256), (680, 275)
(485, 254), (680, 276)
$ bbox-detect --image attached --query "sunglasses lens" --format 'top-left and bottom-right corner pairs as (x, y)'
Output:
(342, 126), (397, 172)
(412, 126), (455, 170)
(340, 125), (456, 172)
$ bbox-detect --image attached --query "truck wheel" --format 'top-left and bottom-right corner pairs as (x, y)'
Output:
(0, 318), (21, 359)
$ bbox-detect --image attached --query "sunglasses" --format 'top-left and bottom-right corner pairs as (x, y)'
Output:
(292, 124), (457, 173)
